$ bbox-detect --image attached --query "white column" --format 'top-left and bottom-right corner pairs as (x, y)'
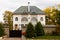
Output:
(19, 25), (22, 30)
(19, 15), (22, 30)
(28, 15), (31, 23)
(24, 24), (25, 26)
(38, 15), (40, 22)
(13, 15), (15, 30)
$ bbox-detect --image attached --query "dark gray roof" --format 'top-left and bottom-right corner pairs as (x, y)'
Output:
(13, 6), (45, 15)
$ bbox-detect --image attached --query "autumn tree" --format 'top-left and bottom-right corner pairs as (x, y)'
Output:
(44, 4), (60, 25)
(44, 7), (60, 34)
(44, 6), (56, 25)
(4, 11), (13, 30)
(54, 10), (60, 34)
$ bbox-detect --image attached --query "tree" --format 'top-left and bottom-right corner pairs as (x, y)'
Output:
(0, 23), (5, 37)
(55, 10), (60, 34)
(25, 22), (35, 38)
(51, 9), (60, 35)
(35, 22), (45, 36)
(44, 7), (51, 15)
(4, 11), (13, 30)
(44, 6), (56, 25)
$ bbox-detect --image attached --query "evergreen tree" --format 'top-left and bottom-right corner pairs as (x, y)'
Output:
(25, 22), (35, 38)
(0, 23), (5, 37)
(35, 22), (45, 36)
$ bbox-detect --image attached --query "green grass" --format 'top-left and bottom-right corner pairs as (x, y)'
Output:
(26, 36), (60, 39)
(35, 36), (60, 39)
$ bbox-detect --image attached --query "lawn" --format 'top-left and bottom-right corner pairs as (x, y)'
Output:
(35, 36), (60, 39)
(26, 36), (60, 40)
(26, 36), (60, 39)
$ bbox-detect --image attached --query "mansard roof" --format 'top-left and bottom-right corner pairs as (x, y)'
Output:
(13, 6), (45, 15)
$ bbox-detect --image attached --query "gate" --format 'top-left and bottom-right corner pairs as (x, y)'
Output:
(9, 30), (22, 37)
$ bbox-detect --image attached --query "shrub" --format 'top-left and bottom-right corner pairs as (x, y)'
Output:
(35, 22), (45, 36)
(25, 22), (36, 38)
(22, 32), (26, 36)
(0, 23), (5, 37)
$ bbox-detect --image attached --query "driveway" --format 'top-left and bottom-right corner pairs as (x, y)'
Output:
(1, 35), (60, 40)
(1, 38), (22, 40)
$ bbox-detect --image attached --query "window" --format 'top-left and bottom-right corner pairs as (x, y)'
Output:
(40, 17), (43, 21)
(21, 24), (24, 28)
(31, 17), (37, 22)
(15, 17), (18, 21)
(25, 24), (28, 27)
(21, 24), (27, 28)
(21, 17), (28, 22)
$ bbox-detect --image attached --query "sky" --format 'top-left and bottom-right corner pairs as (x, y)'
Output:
(0, 0), (60, 22)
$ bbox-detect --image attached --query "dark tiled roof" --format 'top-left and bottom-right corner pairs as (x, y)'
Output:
(13, 6), (45, 15)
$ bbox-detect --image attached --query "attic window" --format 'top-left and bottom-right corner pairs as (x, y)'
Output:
(15, 17), (18, 21)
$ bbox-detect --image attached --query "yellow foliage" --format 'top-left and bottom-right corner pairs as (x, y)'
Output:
(4, 10), (13, 30)
(44, 7), (51, 14)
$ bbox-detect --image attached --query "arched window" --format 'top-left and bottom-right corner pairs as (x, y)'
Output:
(15, 17), (18, 21)
(21, 17), (28, 22)
(31, 17), (37, 22)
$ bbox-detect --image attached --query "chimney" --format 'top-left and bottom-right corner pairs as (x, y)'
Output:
(28, 2), (30, 12)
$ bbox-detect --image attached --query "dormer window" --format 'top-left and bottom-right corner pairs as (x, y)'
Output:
(15, 17), (18, 21)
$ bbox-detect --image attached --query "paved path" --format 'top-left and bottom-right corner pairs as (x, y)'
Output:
(22, 35), (26, 40)
(1, 38), (60, 40)
(1, 38), (22, 40)
(1, 36), (60, 40)
(0, 35), (25, 40)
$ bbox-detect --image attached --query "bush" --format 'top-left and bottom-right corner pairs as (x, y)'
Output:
(0, 23), (5, 37)
(35, 22), (45, 36)
(22, 32), (26, 36)
(25, 22), (36, 38)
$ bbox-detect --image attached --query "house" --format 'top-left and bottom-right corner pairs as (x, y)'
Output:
(13, 2), (45, 30)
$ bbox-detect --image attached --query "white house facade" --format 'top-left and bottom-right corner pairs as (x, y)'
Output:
(13, 3), (45, 30)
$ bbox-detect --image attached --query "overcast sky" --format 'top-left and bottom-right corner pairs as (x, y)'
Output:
(0, 0), (60, 22)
